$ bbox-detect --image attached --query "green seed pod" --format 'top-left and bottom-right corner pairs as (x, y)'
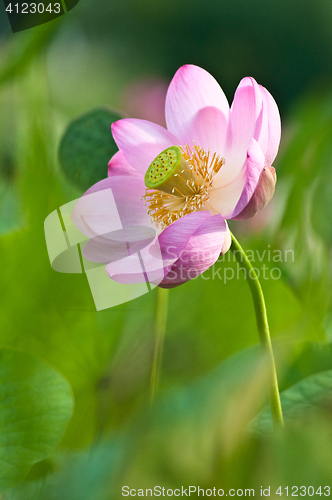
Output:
(144, 146), (193, 196)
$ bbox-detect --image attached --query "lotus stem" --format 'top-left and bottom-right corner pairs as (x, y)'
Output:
(150, 287), (169, 405)
(230, 231), (284, 429)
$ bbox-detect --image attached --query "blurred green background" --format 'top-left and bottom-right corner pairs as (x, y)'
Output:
(1, 0), (332, 498)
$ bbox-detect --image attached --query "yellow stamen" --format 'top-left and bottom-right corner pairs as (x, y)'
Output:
(143, 144), (225, 229)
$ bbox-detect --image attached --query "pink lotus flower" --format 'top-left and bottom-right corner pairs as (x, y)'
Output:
(72, 65), (280, 288)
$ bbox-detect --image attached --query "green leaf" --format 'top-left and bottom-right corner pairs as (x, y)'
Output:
(280, 341), (332, 391)
(34, 347), (267, 500)
(0, 348), (73, 492)
(58, 108), (122, 191)
(25, 344), (332, 498)
(251, 369), (332, 434)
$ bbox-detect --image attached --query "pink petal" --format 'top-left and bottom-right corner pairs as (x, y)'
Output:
(159, 212), (228, 288)
(106, 240), (165, 285)
(82, 226), (156, 264)
(111, 118), (179, 176)
(232, 165), (276, 220)
(179, 106), (228, 156)
(230, 139), (266, 219)
(106, 253), (147, 284)
(206, 167), (247, 219)
(71, 176), (150, 239)
(105, 211), (225, 287)
(217, 77), (261, 186)
(108, 151), (141, 178)
(111, 212), (212, 285)
(158, 211), (212, 259)
(165, 65), (229, 146)
(255, 85), (281, 166)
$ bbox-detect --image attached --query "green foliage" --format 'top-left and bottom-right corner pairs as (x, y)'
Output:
(58, 108), (122, 191)
(270, 87), (332, 334)
(0, 22), (61, 87)
(17, 347), (265, 499)
(2, 1), (332, 497)
(0, 183), (22, 235)
(252, 368), (332, 434)
(18, 344), (332, 499)
(0, 349), (73, 492)
(280, 341), (332, 390)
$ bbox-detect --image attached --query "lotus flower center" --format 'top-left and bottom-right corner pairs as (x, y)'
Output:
(143, 145), (225, 229)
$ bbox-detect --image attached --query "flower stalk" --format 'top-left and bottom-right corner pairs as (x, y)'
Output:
(230, 231), (284, 429)
(150, 287), (169, 405)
